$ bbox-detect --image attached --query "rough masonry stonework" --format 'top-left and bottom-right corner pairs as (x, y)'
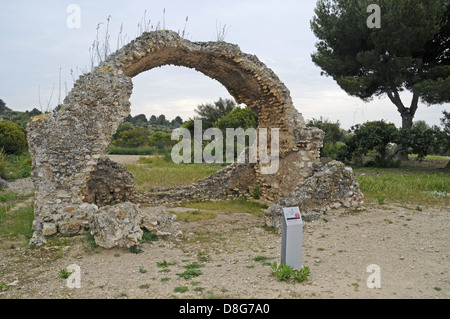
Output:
(27, 30), (363, 247)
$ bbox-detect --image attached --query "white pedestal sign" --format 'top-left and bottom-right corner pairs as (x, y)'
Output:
(281, 207), (303, 270)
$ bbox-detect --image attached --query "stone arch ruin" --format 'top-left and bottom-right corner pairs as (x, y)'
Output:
(27, 31), (364, 247)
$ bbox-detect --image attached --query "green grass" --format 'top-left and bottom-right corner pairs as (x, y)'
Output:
(0, 191), (33, 203)
(156, 260), (176, 268)
(0, 204), (34, 241)
(0, 151), (32, 182)
(174, 286), (189, 293)
(106, 146), (168, 156)
(172, 209), (217, 221)
(355, 167), (450, 205)
(125, 156), (221, 191)
(178, 198), (268, 217)
(409, 154), (450, 161)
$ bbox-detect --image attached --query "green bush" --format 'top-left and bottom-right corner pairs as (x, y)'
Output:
(344, 120), (399, 167)
(0, 121), (27, 155)
(307, 117), (344, 144)
(112, 127), (151, 148)
(149, 131), (174, 149)
(214, 107), (258, 131)
(321, 141), (347, 160)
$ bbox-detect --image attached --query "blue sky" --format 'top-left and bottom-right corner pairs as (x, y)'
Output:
(0, 0), (448, 129)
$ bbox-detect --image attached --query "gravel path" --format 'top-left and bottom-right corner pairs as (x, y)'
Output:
(0, 202), (448, 299)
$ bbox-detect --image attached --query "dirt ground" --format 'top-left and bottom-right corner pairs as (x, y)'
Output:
(0, 156), (448, 299)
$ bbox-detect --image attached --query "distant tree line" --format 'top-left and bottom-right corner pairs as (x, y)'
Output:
(308, 112), (450, 168)
(109, 98), (259, 157)
(0, 98), (448, 169)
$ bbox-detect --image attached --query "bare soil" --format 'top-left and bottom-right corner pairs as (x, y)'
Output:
(0, 156), (448, 299)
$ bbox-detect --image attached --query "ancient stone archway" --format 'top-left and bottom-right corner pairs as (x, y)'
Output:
(27, 31), (363, 247)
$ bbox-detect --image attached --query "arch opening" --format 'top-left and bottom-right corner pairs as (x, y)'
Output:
(128, 64), (240, 122)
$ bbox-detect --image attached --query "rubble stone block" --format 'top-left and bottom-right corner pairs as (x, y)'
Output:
(90, 202), (143, 249)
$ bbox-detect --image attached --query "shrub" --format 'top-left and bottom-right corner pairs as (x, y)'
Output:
(307, 117), (344, 144)
(112, 127), (150, 148)
(344, 120), (399, 167)
(149, 131), (174, 149)
(321, 141), (347, 159)
(214, 106), (258, 131)
(0, 121), (27, 155)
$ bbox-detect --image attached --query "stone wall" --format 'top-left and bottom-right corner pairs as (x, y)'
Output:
(84, 157), (136, 206)
(264, 161), (365, 233)
(26, 30), (362, 247)
(136, 161), (257, 205)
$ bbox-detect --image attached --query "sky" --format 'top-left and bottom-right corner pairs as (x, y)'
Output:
(0, 0), (448, 130)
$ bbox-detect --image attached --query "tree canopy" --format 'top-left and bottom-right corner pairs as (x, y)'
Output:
(194, 97), (237, 129)
(310, 0), (449, 138)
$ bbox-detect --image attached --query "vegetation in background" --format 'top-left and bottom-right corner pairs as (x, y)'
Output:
(125, 155), (220, 191)
(345, 120), (401, 167)
(355, 167), (450, 205)
(0, 121), (27, 156)
(311, 0), (449, 159)
(308, 113), (449, 168)
(307, 117), (346, 160)
(193, 98), (237, 129)
(0, 99), (41, 127)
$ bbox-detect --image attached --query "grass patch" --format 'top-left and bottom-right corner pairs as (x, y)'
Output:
(409, 154), (450, 161)
(139, 266), (147, 273)
(0, 282), (8, 292)
(355, 167), (450, 205)
(106, 146), (167, 156)
(0, 204), (34, 242)
(252, 255), (272, 262)
(177, 268), (203, 280)
(157, 260), (176, 268)
(125, 156), (220, 191)
(172, 209), (217, 221)
(178, 198), (268, 217)
(0, 191), (33, 203)
(0, 152), (32, 182)
(129, 245), (144, 254)
(174, 286), (189, 293)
